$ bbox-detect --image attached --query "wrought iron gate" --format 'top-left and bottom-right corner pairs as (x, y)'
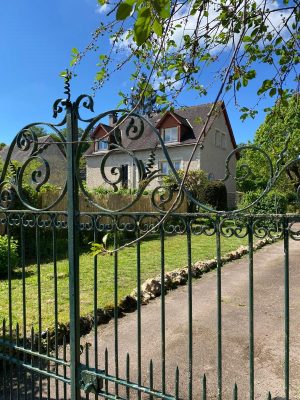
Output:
(0, 85), (299, 400)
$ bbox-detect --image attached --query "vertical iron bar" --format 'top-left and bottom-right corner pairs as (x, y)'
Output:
(52, 221), (59, 400)
(187, 220), (193, 400)
(85, 344), (90, 400)
(31, 326), (34, 400)
(93, 223), (99, 400)
(63, 335), (67, 400)
(66, 99), (81, 400)
(248, 217), (254, 400)
(105, 348), (108, 394)
(136, 226), (142, 400)
(126, 353), (130, 400)
(47, 331), (50, 400)
(35, 224), (43, 399)
(2, 319), (7, 400)
(160, 226), (166, 395)
(202, 374), (207, 400)
(20, 223), (27, 400)
(7, 224), (13, 400)
(233, 383), (238, 400)
(175, 367), (179, 400)
(216, 216), (222, 400)
(149, 359), (154, 400)
(113, 226), (119, 397)
(284, 216), (289, 400)
(16, 323), (20, 399)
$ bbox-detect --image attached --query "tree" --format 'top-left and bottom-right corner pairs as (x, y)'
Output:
(237, 95), (300, 193)
(65, 0), (299, 120)
(123, 73), (162, 115)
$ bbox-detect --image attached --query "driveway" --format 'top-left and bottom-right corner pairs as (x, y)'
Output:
(78, 239), (300, 400)
(2, 239), (300, 399)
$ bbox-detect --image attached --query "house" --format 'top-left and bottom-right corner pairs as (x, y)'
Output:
(85, 101), (237, 208)
(0, 135), (67, 188)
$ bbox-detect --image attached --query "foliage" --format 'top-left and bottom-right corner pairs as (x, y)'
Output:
(162, 169), (227, 210)
(238, 190), (288, 214)
(67, 0), (299, 118)
(0, 235), (19, 275)
(92, 185), (150, 195)
(237, 96), (300, 195)
(202, 180), (228, 210)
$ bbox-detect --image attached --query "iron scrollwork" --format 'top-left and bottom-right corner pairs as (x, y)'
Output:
(1, 88), (299, 216)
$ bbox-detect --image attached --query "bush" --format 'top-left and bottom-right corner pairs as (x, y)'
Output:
(162, 170), (228, 211)
(238, 190), (288, 214)
(203, 181), (227, 210)
(0, 235), (19, 275)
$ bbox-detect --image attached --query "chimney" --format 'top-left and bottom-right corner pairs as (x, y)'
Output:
(108, 112), (117, 127)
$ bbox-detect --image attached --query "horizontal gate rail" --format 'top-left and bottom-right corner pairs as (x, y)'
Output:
(0, 353), (70, 384)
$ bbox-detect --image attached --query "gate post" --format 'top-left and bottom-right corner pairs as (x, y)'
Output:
(65, 97), (81, 399)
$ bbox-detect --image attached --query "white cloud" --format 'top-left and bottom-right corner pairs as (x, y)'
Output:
(96, 3), (111, 14)
(111, 0), (295, 55)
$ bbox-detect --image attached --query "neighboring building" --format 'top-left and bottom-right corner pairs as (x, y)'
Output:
(85, 101), (238, 208)
(0, 135), (67, 188)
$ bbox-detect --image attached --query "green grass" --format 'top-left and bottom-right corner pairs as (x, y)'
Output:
(0, 233), (247, 333)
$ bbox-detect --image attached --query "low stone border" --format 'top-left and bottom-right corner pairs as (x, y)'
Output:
(129, 237), (275, 303)
(43, 237), (275, 347)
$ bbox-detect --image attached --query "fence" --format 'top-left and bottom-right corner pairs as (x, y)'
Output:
(0, 88), (299, 400)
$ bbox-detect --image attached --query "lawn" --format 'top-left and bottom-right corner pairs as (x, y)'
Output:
(0, 233), (248, 334)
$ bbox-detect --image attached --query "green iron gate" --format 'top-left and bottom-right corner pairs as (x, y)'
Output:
(0, 84), (299, 400)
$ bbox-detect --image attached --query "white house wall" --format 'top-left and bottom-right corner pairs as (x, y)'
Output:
(200, 113), (236, 208)
(86, 145), (201, 191)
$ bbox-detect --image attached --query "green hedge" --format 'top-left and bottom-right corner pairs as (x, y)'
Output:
(0, 235), (19, 275)
(162, 170), (228, 211)
(238, 190), (288, 214)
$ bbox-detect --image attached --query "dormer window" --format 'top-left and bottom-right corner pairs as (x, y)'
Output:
(163, 127), (178, 143)
(96, 139), (109, 151)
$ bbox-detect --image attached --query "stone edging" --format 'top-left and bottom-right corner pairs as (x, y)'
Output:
(44, 237), (275, 346)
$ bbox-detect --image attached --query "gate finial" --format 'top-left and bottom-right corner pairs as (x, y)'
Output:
(63, 69), (72, 103)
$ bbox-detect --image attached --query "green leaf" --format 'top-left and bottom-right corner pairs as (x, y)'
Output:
(153, 18), (163, 36)
(71, 47), (79, 55)
(134, 7), (151, 46)
(116, 2), (133, 20)
(153, 0), (170, 19)
(269, 87), (277, 97)
(242, 36), (252, 42)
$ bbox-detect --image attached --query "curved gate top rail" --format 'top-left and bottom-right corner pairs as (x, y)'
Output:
(0, 84), (299, 214)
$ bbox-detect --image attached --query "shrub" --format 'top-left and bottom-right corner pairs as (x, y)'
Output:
(203, 181), (227, 210)
(0, 235), (19, 275)
(162, 170), (228, 211)
(238, 190), (288, 214)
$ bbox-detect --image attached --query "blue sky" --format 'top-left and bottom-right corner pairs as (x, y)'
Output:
(0, 1), (289, 145)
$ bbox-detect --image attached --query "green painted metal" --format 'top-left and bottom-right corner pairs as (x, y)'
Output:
(0, 83), (299, 399)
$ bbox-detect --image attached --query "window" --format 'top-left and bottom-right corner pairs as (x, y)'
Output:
(215, 130), (226, 149)
(96, 139), (109, 151)
(160, 160), (181, 175)
(163, 127), (178, 143)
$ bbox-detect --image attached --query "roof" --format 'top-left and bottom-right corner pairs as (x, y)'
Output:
(0, 135), (67, 186)
(86, 101), (237, 155)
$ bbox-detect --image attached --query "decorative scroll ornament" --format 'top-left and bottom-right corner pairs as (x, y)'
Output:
(2, 88), (299, 215)
(0, 121), (67, 211)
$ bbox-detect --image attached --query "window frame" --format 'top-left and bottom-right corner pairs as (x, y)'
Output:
(215, 129), (226, 149)
(96, 138), (109, 151)
(162, 126), (179, 143)
(159, 159), (182, 175)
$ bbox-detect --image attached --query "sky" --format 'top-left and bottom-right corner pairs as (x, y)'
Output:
(0, 0), (292, 145)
